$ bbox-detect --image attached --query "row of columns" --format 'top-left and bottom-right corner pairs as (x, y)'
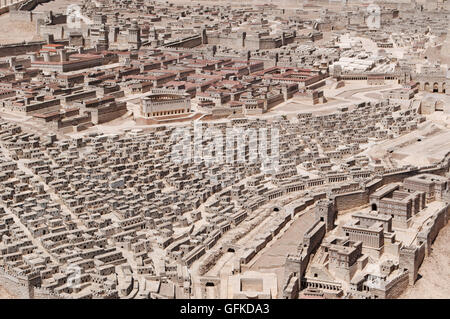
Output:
(151, 109), (186, 117)
(328, 177), (347, 183)
(307, 282), (340, 291)
(287, 185), (304, 193)
(308, 181), (324, 187)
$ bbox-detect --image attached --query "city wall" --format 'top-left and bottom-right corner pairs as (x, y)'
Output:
(385, 271), (410, 299)
(0, 41), (44, 58)
(370, 270), (410, 299)
(8, 8), (35, 21)
(163, 35), (202, 49)
(334, 190), (369, 212)
(0, 39), (67, 58)
(0, 266), (63, 299)
(0, 267), (32, 298)
(418, 203), (450, 256)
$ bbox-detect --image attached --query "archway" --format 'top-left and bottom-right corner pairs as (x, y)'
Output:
(227, 248), (235, 253)
(205, 282), (215, 287)
(424, 82), (430, 92)
(433, 83), (439, 93)
(371, 203), (377, 211)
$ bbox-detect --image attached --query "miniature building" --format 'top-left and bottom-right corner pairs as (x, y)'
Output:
(140, 89), (191, 119)
(403, 174), (449, 202)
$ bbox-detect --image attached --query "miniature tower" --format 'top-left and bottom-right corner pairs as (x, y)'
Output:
(399, 245), (420, 285)
(109, 26), (119, 44)
(97, 24), (109, 51)
(128, 19), (141, 50)
(201, 27), (208, 45)
(315, 198), (336, 232)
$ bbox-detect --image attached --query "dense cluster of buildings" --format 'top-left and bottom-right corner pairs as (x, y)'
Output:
(0, 96), (446, 298)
